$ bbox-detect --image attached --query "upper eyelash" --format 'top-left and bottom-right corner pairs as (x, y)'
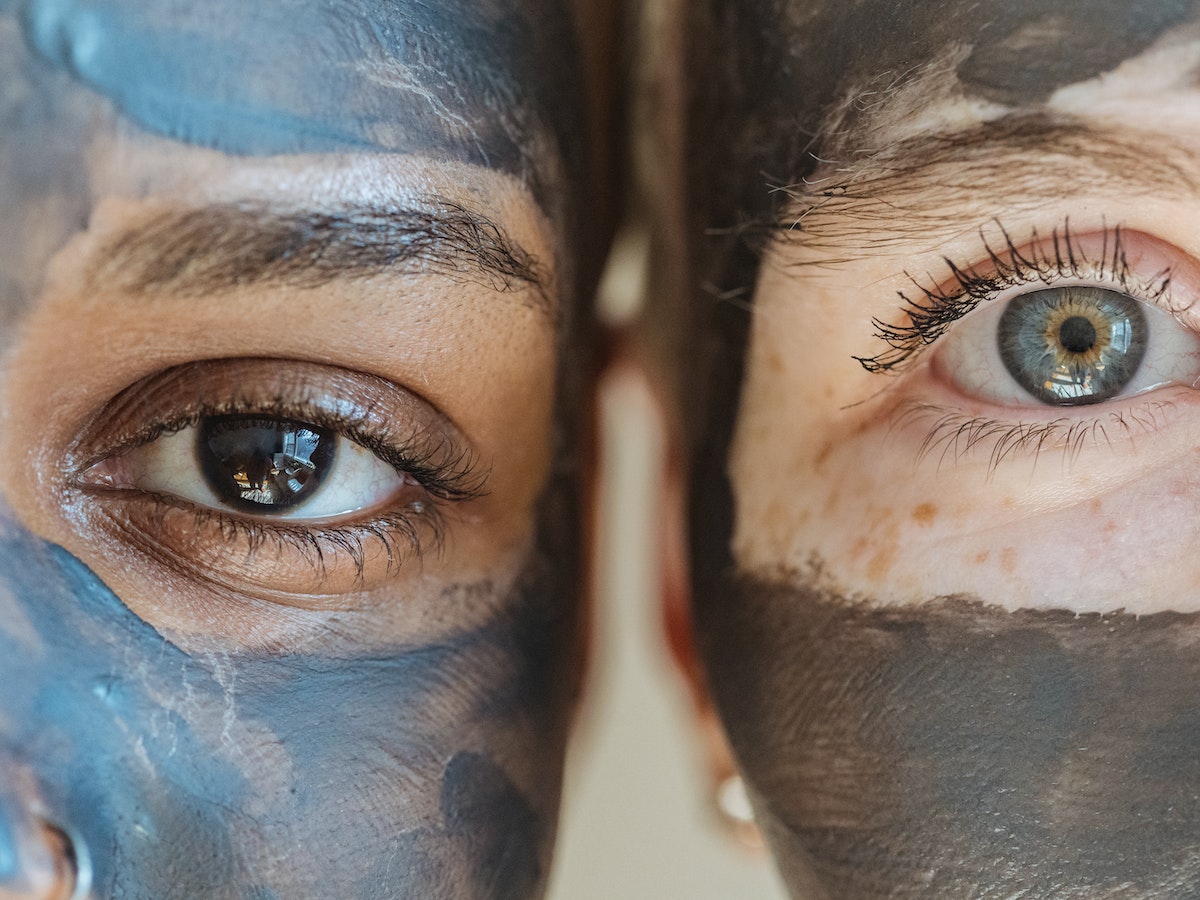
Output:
(853, 220), (1175, 374)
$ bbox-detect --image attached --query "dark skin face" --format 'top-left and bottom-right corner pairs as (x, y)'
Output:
(0, 2), (608, 897)
(666, 0), (1200, 896)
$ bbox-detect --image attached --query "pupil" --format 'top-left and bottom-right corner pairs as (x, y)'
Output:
(1058, 315), (1097, 354)
(198, 416), (335, 512)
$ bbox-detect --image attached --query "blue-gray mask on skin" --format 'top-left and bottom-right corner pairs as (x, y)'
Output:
(17, 0), (584, 197)
(0, 507), (570, 899)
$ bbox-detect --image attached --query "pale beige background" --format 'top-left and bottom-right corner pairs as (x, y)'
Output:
(546, 235), (788, 900)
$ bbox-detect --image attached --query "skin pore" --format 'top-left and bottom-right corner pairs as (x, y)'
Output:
(663, 0), (1200, 896)
(0, 1), (607, 897)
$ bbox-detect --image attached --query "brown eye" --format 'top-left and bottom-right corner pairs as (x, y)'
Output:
(89, 410), (408, 523)
(198, 415), (336, 513)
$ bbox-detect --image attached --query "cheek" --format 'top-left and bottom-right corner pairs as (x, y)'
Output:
(697, 575), (1200, 898)
(730, 299), (1200, 614)
(0, 517), (567, 898)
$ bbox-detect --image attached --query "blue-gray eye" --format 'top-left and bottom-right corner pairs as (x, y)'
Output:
(997, 287), (1147, 406)
(936, 283), (1200, 409)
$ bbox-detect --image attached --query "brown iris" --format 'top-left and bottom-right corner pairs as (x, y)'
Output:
(198, 415), (335, 512)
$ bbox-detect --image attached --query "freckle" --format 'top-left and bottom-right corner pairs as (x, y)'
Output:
(815, 440), (834, 469)
(1103, 518), (1117, 534)
(1088, 497), (1103, 515)
(974, 550), (990, 565)
(822, 486), (841, 516)
(911, 503), (937, 526)
(1001, 547), (1017, 574)
(849, 536), (869, 562)
(867, 542), (897, 581)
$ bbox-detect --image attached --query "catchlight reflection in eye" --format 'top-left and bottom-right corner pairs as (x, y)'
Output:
(936, 285), (1200, 408)
(199, 416), (335, 512)
(998, 287), (1146, 405)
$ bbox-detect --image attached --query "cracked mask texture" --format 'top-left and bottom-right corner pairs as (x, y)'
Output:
(0, 510), (574, 898)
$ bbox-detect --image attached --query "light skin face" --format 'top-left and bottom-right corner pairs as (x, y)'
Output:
(663, 0), (1200, 896)
(0, 2), (606, 897)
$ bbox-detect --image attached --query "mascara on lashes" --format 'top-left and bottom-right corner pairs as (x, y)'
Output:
(854, 221), (1172, 374)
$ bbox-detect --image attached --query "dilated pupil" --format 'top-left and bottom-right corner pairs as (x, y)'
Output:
(1058, 315), (1097, 355)
(198, 415), (335, 512)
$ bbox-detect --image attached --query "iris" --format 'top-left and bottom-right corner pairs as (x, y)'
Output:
(997, 286), (1147, 405)
(198, 415), (335, 512)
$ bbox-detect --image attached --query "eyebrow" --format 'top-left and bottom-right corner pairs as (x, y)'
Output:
(90, 198), (551, 313)
(766, 113), (1196, 265)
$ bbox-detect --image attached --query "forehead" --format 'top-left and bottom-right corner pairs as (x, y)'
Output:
(777, 0), (1198, 107)
(9, 0), (582, 190)
(692, 0), (1200, 194)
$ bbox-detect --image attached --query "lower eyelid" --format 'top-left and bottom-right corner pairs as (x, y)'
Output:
(83, 487), (443, 600)
(883, 363), (1200, 476)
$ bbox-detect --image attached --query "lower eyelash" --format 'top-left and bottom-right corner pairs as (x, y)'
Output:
(895, 401), (1174, 476)
(125, 490), (446, 585)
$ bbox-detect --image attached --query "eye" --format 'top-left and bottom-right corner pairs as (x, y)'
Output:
(935, 285), (1200, 407)
(64, 359), (486, 598)
(87, 414), (411, 522)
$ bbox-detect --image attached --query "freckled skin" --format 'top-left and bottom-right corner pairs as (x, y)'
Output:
(670, 0), (1200, 896)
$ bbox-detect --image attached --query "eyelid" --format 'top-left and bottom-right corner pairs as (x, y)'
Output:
(62, 358), (489, 600)
(67, 358), (486, 503)
(854, 223), (1195, 375)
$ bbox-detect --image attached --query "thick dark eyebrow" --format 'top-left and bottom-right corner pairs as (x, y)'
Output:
(766, 113), (1195, 265)
(90, 198), (550, 313)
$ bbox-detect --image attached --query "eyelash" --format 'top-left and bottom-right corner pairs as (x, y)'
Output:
(74, 378), (486, 585)
(851, 221), (1190, 472)
(853, 220), (1175, 374)
(893, 399), (1177, 474)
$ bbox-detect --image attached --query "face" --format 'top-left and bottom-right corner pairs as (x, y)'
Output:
(0, 2), (607, 897)
(667, 0), (1200, 896)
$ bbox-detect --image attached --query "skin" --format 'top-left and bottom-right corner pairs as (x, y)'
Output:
(0, 2), (609, 897)
(650, 0), (1200, 896)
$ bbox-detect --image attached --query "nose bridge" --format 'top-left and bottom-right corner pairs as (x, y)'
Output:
(0, 764), (86, 900)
